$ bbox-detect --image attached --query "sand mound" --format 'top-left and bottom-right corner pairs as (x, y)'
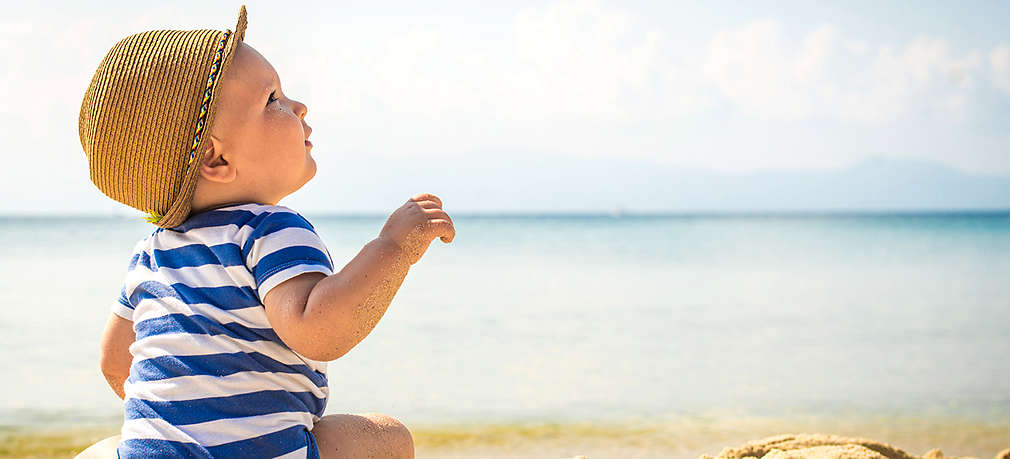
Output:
(699, 433), (1010, 459)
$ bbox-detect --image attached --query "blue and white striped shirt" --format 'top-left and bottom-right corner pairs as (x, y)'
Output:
(113, 203), (335, 458)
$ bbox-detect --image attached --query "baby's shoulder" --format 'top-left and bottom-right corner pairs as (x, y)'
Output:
(238, 206), (325, 258)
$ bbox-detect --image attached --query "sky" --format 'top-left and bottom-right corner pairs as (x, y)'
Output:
(2, 0), (1009, 215)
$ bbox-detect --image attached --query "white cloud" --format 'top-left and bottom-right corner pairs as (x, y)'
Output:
(276, 2), (1007, 132)
(507, 0), (666, 122)
(702, 22), (988, 122)
(304, 0), (671, 126)
(991, 45), (1010, 94)
(703, 20), (816, 120)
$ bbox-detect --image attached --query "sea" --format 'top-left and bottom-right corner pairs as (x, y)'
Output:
(1, 211), (1008, 454)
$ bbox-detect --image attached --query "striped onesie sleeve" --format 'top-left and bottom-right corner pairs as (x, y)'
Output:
(244, 209), (335, 303)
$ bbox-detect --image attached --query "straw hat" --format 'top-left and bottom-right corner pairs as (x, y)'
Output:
(79, 5), (249, 228)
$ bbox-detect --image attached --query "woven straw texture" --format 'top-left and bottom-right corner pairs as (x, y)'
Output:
(79, 5), (248, 228)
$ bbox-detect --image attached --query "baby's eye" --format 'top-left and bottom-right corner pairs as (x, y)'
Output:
(267, 91), (277, 105)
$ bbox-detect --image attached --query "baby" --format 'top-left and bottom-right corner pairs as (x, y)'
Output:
(75, 5), (454, 458)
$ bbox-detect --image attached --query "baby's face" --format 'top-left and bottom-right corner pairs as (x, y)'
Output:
(198, 41), (315, 206)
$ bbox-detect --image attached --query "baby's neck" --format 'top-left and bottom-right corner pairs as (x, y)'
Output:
(190, 181), (277, 215)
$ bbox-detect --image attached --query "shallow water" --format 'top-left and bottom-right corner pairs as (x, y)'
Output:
(1, 212), (1008, 432)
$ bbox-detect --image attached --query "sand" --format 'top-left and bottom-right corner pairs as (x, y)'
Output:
(697, 433), (1010, 459)
(404, 416), (1010, 459)
(6, 415), (1009, 458)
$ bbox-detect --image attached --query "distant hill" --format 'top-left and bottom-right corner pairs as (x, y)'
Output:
(3, 155), (1009, 216)
(304, 154), (1010, 214)
(602, 155), (1010, 212)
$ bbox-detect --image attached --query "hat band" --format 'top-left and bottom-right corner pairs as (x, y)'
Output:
(144, 29), (232, 225)
(188, 29), (232, 166)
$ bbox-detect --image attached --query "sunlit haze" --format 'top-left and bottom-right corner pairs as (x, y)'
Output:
(4, 0), (1009, 215)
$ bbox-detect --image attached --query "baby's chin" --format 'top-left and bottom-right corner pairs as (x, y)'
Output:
(302, 157), (318, 186)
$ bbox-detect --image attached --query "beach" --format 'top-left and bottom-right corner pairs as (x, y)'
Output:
(5, 414), (1009, 458)
(7, 0), (1010, 454)
(2, 214), (1009, 458)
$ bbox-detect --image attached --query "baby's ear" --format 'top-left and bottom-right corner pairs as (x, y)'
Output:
(198, 135), (236, 183)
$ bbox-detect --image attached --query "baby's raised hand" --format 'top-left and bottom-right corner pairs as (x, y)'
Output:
(378, 193), (455, 265)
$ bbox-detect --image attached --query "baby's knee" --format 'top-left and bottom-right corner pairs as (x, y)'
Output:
(362, 412), (408, 431)
(361, 413), (414, 457)
(313, 413), (414, 459)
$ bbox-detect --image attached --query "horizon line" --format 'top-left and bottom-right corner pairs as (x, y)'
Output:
(2, 208), (1010, 220)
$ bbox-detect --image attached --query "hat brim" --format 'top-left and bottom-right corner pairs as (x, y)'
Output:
(155, 5), (248, 229)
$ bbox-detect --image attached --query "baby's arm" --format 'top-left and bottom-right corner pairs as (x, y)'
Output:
(264, 236), (411, 361)
(263, 193), (454, 362)
(99, 312), (135, 399)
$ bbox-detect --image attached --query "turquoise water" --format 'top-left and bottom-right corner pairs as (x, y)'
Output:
(1, 212), (1009, 428)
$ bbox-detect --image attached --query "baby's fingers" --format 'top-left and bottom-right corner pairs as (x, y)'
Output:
(430, 219), (455, 244)
(423, 208), (454, 243)
(410, 193), (442, 209)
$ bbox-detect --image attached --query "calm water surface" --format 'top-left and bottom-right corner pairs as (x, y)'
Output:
(1, 212), (1008, 428)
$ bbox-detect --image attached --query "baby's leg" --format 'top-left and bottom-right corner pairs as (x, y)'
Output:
(73, 434), (120, 459)
(311, 412), (414, 459)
